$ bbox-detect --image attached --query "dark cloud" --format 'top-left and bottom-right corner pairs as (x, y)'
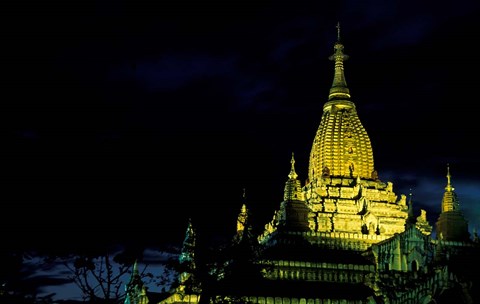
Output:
(110, 54), (238, 91)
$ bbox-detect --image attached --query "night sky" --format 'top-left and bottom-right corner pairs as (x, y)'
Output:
(3, 0), (480, 259)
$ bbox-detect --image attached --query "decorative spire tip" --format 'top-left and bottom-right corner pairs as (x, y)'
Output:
(133, 259), (139, 274)
(445, 163), (454, 191)
(288, 152), (298, 180)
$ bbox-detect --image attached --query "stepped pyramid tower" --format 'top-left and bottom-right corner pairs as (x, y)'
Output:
(263, 24), (409, 250)
(435, 164), (470, 241)
(150, 24), (480, 304)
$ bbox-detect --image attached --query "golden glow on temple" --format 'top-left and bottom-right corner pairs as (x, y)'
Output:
(309, 24), (374, 181)
(303, 24), (406, 243)
(125, 24), (480, 304)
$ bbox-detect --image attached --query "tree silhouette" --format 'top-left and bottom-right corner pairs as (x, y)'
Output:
(56, 244), (154, 304)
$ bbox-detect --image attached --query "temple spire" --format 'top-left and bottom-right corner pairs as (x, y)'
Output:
(236, 203), (250, 239)
(441, 164), (459, 212)
(179, 218), (196, 266)
(405, 189), (416, 229)
(124, 260), (149, 304)
(445, 163), (454, 192)
(436, 164), (470, 241)
(133, 259), (139, 275)
(442, 164), (460, 212)
(284, 154), (303, 202)
(234, 188), (253, 244)
(328, 22), (351, 101)
(408, 189), (414, 217)
(288, 153), (298, 180)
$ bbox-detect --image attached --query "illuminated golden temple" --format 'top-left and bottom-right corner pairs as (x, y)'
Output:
(125, 25), (480, 304)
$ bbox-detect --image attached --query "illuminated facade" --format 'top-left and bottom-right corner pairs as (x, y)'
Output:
(126, 27), (480, 304)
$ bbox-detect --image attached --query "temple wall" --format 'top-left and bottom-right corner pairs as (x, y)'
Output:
(226, 296), (369, 304)
(258, 230), (391, 250)
(158, 293), (200, 304)
(261, 260), (374, 285)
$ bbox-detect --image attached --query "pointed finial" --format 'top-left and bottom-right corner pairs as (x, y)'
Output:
(407, 188), (415, 219)
(328, 23), (350, 101)
(445, 163), (454, 191)
(243, 188), (246, 199)
(185, 217), (194, 238)
(447, 163), (451, 183)
(133, 259), (139, 275)
(408, 188), (413, 207)
(288, 152), (298, 180)
(336, 22), (341, 42)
